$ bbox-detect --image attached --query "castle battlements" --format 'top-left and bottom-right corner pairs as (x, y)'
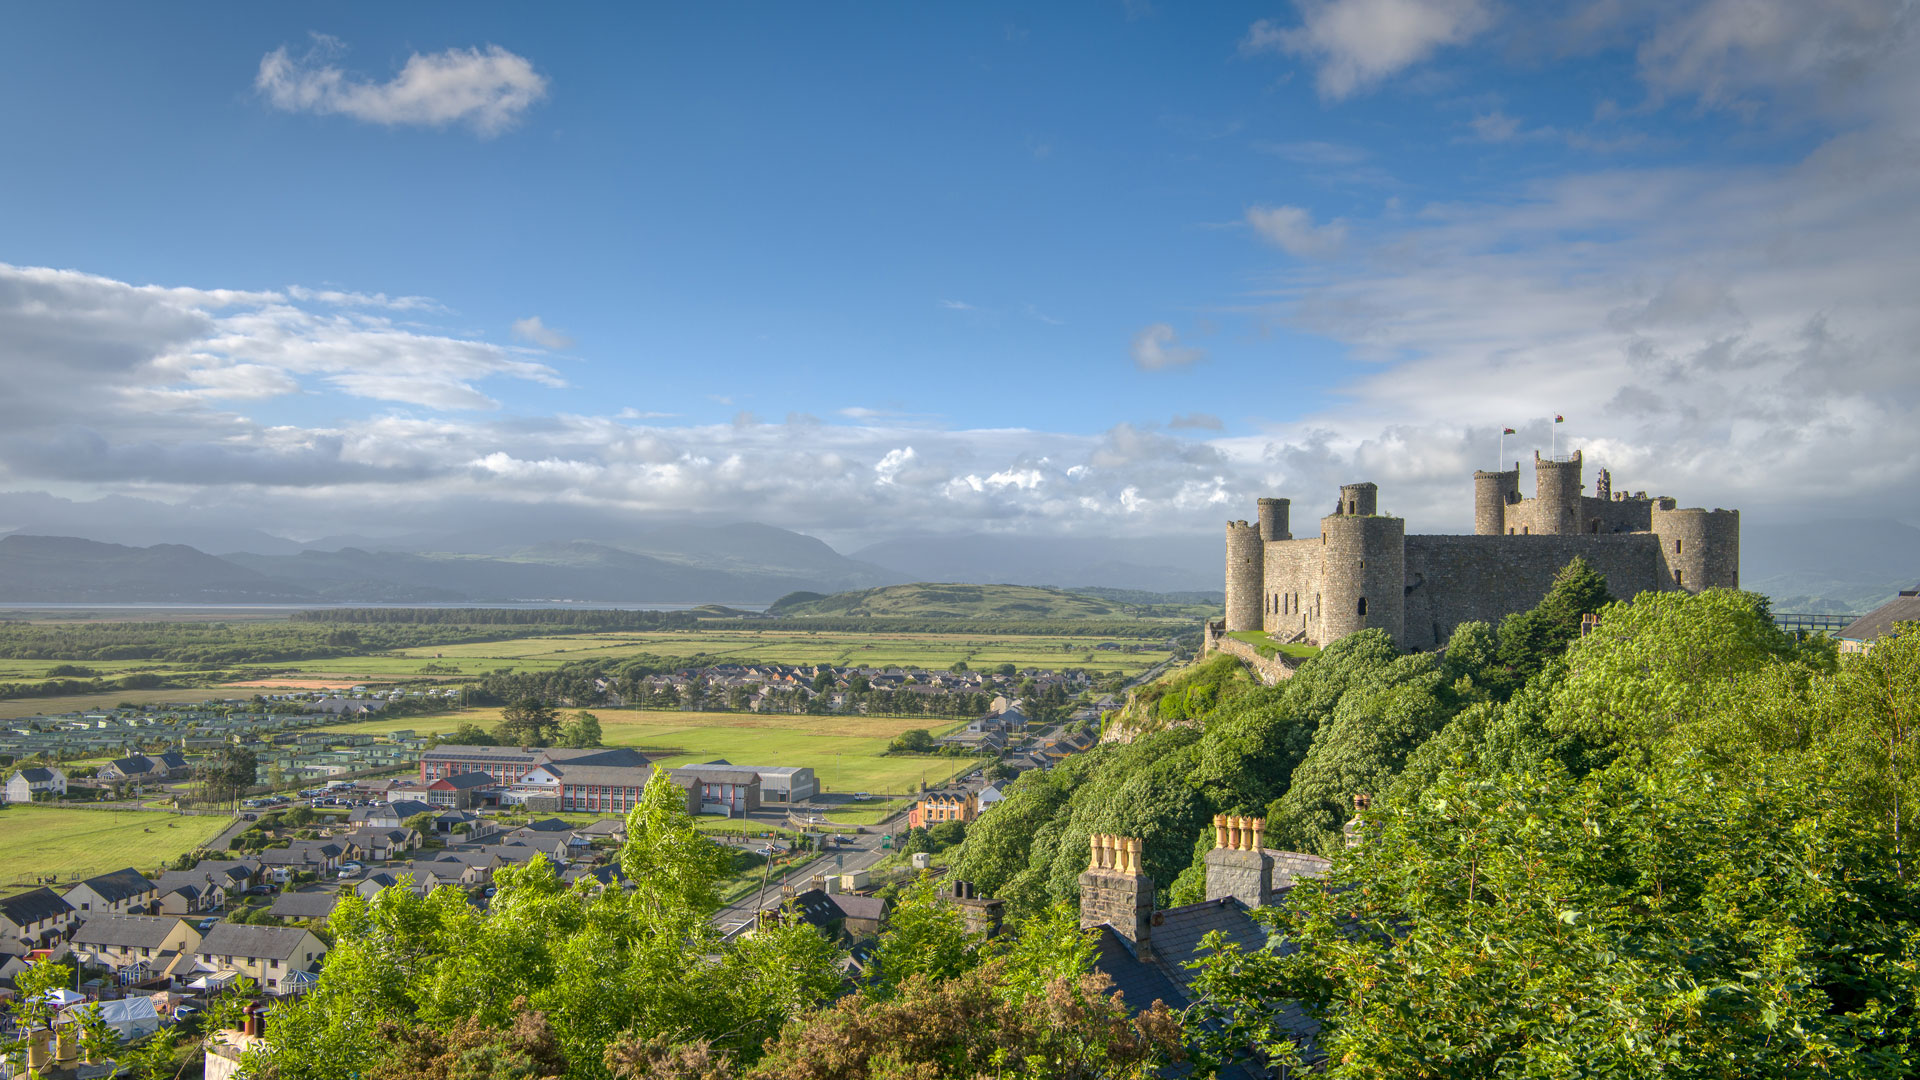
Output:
(1221, 453), (1739, 650)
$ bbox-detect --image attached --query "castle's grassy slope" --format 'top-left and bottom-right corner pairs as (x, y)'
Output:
(766, 583), (1164, 620)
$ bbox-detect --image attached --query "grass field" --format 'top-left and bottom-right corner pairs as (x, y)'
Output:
(313, 706), (983, 797)
(0, 805), (229, 890)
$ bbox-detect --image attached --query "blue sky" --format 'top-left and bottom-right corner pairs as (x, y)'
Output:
(1, 1), (1915, 547)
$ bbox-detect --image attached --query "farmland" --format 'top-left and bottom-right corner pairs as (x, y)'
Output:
(0, 805), (229, 890)
(313, 706), (983, 799)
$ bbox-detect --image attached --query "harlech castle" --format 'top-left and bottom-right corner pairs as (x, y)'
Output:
(1213, 451), (1740, 651)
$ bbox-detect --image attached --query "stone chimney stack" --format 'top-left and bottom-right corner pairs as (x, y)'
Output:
(949, 879), (1006, 938)
(1078, 833), (1154, 960)
(1204, 814), (1274, 908)
(1343, 793), (1371, 849)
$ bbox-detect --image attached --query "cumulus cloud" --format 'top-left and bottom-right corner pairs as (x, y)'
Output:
(1247, 0), (1493, 99)
(1246, 204), (1348, 257)
(1130, 323), (1206, 371)
(256, 35), (548, 136)
(510, 316), (574, 349)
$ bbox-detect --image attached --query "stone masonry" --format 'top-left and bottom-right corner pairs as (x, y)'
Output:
(1218, 452), (1740, 649)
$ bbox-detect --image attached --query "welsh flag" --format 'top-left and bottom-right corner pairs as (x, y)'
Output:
(1502, 427), (1515, 434)
(1554, 414), (1565, 423)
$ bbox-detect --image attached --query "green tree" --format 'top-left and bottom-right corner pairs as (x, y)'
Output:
(115, 1027), (180, 1080)
(873, 874), (978, 995)
(446, 722), (496, 746)
(1494, 555), (1614, 680)
(620, 770), (734, 923)
(1190, 756), (1920, 1078)
(1818, 625), (1920, 876)
(888, 728), (936, 753)
(199, 744), (258, 807)
(559, 710), (603, 749)
(493, 699), (561, 747)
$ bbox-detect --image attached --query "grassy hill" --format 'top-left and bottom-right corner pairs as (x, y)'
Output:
(766, 582), (1160, 619)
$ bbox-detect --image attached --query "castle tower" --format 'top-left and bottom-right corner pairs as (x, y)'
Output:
(1650, 505), (1741, 592)
(1224, 520), (1263, 633)
(1318, 497), (1405, 646)
(1337, 482), (1378, 516)
(1532, 450), (1583, 536)
(1256, 497), (1291, 542)
(1473, 466), (1520, 535)
(1079, 834), (1154, 959)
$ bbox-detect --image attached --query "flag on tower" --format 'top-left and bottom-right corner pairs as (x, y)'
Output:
(1502, 427), (1515, 434)
(1554, 414), (1564, 423)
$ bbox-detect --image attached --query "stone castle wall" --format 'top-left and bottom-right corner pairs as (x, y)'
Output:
(1222, 455), (1739, 650)
(1401, 533), (1670, 648)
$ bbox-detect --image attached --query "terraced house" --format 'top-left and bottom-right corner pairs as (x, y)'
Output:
(0, 888), (78, 951)
(70, 913), (202, 980)
(64, 867), (158, 916)
(195, 923), (328, 995)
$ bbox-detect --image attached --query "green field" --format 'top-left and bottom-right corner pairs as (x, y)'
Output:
(0, 805), (230, 890)
(315, 706), (983, 798)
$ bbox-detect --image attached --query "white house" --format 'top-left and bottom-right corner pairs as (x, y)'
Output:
(4, 766), (66, 803)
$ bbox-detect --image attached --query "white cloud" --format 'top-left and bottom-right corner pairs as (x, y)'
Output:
(256, 36), (548, 136)
(1130, 323), (1206, 371)
(938, 299), (975, 310)
(1248, 0), (1493, 99)
(510, 316), (574, 349)
(1246, 204), (1348, 257)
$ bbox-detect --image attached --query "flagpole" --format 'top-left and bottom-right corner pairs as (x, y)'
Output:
(1498, 428), (1504, 470)
(1551, 416), (1556, 461)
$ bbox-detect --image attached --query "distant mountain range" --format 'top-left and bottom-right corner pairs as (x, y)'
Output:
(0, 492), (1907, 609)
(0, 531), (898, 605)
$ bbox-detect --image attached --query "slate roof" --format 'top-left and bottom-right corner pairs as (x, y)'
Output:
(198, 922), (318, 962)
(1839, 590), (1920, 643)
(831, 894), (888, 923)
(15, 767), (55, 783)
(71, 868), (157, 903)
(431, 771), (497, 790)
(0, 888), (75, 927)
(540, 763), (656, 787)
(521, 817), (574, 832)
(1088, 895), (1319, 1072)
(268, 890), (340, 920)
(72, 913), (186, 949)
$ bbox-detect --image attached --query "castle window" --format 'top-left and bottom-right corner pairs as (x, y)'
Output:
(1522, 526), (1529, 534)
(1434, 622), (1443, 645)
(1674, 569), (1684, 585)
(1357, 597), (1368, 616)
(1508, 528), (1514, 535)
(1348, 500), (1356, 514)
(1590, 520), (1600, 533)
(1674, 539), (1683, 554)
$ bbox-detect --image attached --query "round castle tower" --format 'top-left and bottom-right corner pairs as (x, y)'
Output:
(1224, 520), (1264, 632)
(1473, 466), (1520, 535)
(1257, 497), (1291, 541)
(1337, 482), (1378, 517)
(1650, 505), (1741, 592)
(1531, 450), (1584, 535)
(1317, 510), (1404, 647)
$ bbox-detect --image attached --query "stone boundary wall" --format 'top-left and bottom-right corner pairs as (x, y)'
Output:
(1207, 629), (1299, 686)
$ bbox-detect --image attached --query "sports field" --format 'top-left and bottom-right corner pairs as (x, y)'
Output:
(314, 706), (983, 797)
(0, 805), (230, 890)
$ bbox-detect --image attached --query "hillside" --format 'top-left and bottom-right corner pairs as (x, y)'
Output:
(0, 535), (314, 602)
(764, 582), (1174, 619)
